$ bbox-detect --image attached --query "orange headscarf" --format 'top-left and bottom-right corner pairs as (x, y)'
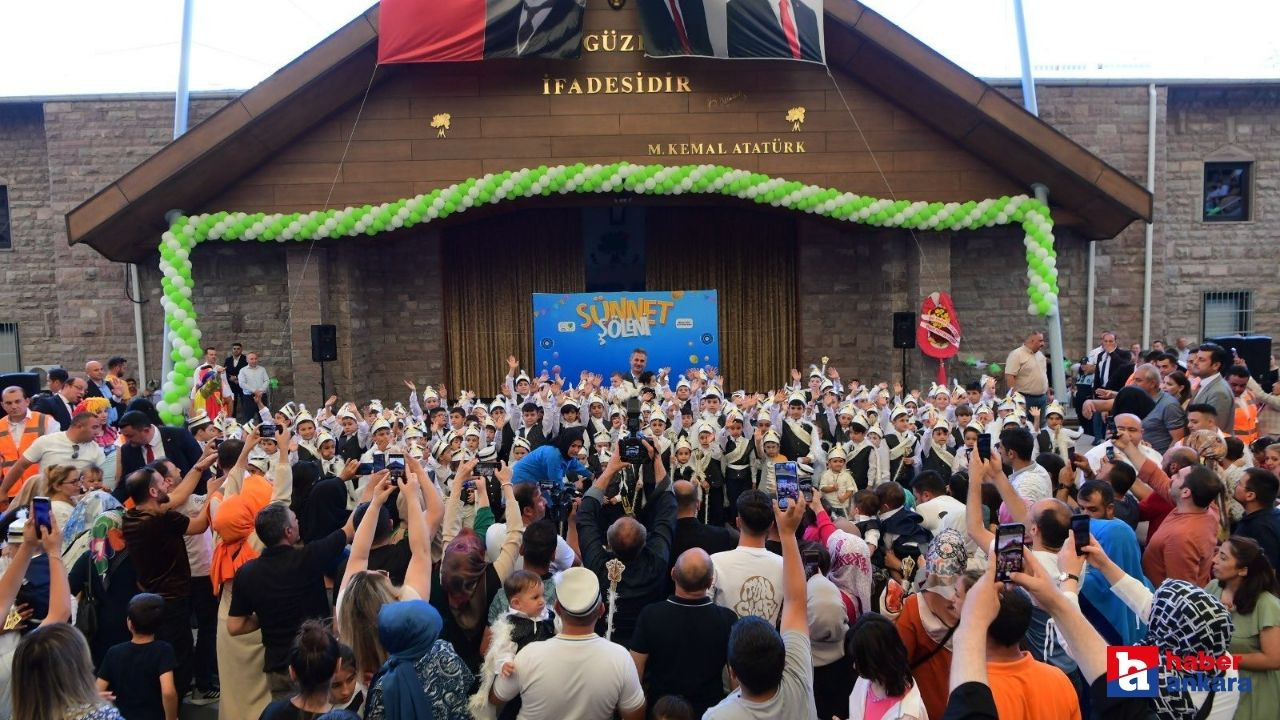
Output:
(209, 473), (273, 595)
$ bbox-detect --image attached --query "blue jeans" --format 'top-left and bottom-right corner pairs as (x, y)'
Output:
(1022, 392), (1048, 420)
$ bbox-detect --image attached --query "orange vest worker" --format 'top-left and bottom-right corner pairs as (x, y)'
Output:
(1235, 392), (1259, 445)
(0, 411), (49, 498)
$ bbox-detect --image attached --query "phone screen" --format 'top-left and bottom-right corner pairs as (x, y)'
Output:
(31, 497), (52, 538)
(1071, 514), (1091, 556)
(798, 474), (814, 502)
(995, 523), (1025, 582)
(802, 547), (822, 579)
(1106, 417), (1117, 439)
(1067, 446), (1077, 462)
(371, 453), (387, 474)
(977, 433), (991, 460)
(1105, 445), (1116, 462)
(775, 462), (799, 507)
(387, 453), (405, 480)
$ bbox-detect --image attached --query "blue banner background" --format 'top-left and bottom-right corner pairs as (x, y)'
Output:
(532, 290), (719, 384)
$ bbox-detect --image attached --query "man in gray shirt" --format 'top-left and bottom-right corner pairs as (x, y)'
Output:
(1190, 342), (1234, 434)
(703, 498), (817, 720)
(1132, 364), (1186, 453)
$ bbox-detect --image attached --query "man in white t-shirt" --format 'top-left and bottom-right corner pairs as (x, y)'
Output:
(0, 412), (105, 495)
(704, 490), (817, 719)
(1082, 413), (1162, 475)
(484, 482), (577, 572)
(491, 567), (646, 719)
(910, 470), (978, 561)
(711, 489), (784, 626)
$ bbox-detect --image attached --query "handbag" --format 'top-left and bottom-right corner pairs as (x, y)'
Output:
(74, 555), (98, 640)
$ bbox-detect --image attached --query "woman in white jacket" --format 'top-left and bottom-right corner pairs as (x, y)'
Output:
(846, 612), (929, 720)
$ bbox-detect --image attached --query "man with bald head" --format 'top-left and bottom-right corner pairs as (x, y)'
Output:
(83, 359), (126, 420)
(667, 479), (738, 594)
(1082, 412), (1162, 475)
(576, 445), (676, 648)
(630, 548), (737, 716)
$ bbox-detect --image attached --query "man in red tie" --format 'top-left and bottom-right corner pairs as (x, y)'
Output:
(115, 410), (207, 502)
(726, 0), (823, 62)
(638, 0), (713, 56)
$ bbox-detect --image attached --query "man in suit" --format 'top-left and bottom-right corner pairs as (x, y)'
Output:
(484, 0), (586, 59)
(83, 360), (127, 421)
(727, 0), (822, 62)
(31, 376), (86, 431)
(114, 410), (206, 500)
(616, 348), (651, 402)
(1191, 342), (1236, 435)
(224, 343), (249, 420)
(639, 0), (713, 56)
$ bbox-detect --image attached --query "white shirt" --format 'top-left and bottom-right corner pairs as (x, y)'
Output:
(1084, 441), (1162, 475)
(915, 494), (976, 558)
(22, 432), (107, 473)
(145, 427), (168, 462)
(175, 494), (214, 577)
(238, 365), (270, 395)
(492, 634), (645, 717)
(711, 546), (785, 625)
(485, 522), (576, 574)
(6, 411), (58, 446)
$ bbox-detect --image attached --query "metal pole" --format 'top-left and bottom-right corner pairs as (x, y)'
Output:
(1141, 83), (1157, 348)
(129, 265), (147, 392)
(161, 0), (195, 402)
(1012, 0), (1038, 116)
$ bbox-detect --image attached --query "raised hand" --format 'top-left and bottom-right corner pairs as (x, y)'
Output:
(507, 355), (520, 372)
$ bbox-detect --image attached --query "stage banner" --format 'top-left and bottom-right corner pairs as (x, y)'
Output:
(638, 0), (824, 62)
(532, 290), (719, 384)
(378, 0), (586, 64)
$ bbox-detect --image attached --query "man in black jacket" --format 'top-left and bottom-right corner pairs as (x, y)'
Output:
(31, 376), (86, 431)
(667, 480), (737, 594)
(576, 442), (675, 649)
(224, 343), (249, 421)
(115, 410), (206, 499)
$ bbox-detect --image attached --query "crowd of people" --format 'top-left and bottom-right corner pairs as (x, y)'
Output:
(0, 334), (1278, 720)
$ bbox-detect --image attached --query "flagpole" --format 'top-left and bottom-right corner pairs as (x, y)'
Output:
(160, 0), (195, 407)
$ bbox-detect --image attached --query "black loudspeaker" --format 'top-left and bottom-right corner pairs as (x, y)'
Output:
(311, 324), (338, 363)
(0, 372), (40, 398)
(1208, 335), (1271, 383)
(893, 312), (917, 349)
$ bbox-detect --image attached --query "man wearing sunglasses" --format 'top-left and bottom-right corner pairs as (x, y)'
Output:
(0, 412), (105, 497)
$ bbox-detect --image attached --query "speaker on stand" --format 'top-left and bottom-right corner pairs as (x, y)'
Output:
(311, 324), (337, 400)
(893, 311), (916, 389)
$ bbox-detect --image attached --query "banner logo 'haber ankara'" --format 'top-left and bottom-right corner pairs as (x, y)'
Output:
(1107, 646), (1252, 698)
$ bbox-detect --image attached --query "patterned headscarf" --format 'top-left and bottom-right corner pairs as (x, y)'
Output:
(922, 529), (969, 601)
(1144, 579), (1234, 720)
(62, 490), (121, 555)
(826, 530), (872, 617)
(90, 509), (126, 585)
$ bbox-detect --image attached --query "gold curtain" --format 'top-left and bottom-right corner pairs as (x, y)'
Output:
(646, 207), (797, 392)
(442, 209), (584, 396)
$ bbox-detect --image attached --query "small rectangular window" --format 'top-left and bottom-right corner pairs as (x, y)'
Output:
(1203, 162), (1251, 222)
(1202, 291), (1253, 338)
(0, 186), (10, 250)
(0, 324), (20, 373)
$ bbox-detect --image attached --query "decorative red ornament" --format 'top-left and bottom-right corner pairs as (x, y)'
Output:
(917, 292), (962, 384)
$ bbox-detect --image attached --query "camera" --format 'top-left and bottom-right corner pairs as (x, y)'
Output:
(618, 397), (647, 465)
(539, 477), (581, 524)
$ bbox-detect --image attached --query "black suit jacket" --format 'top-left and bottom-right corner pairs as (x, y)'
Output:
(31, 394), (73, 431)
(638, 0), (713, 56)
(727, 0), (822, 61)
(83, 381), (126, 417)
(224, 354), (249, 391)
(114, 426), (205, 501)
(484, 0), (585, 59)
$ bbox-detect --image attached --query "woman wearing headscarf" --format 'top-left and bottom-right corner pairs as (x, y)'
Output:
(432, 459), (523, 681)
(209, 429), (292, 720)
(509, 426), (592, 494)
(1077, 513), (1150, 646)
(827, 528), (873, 620)
(894, 529), (968, 720)
(365, 600), (473, 720)
(66, 505), (138, 665)
(1082, 537), (1239, 720)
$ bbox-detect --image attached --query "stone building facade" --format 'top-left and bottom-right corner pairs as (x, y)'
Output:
(1, 3), (1276, 406)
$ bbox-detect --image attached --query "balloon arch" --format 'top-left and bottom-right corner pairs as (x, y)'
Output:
(153, 161), (1060, 424)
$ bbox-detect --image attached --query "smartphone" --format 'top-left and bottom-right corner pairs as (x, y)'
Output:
(994, 523), (1025, 582)
(355, 463), (374, 475)
(1067, 446), (1077, 463)
(258, 423), (278, 437)
(475, 461), (503, 508)
(798, 474), (814, 503)
(802, 546), (822, 580)
(387, 453), (405, 481)
(31, 497), (53, 539)
(1105, 417), (1117, 439)
(774, 461), (799, 508)
(977, 433), (992, 461)
(1071, 513), (1091, 556)
(1105, 444), (1116, 462)
(213, 437), (225, 447)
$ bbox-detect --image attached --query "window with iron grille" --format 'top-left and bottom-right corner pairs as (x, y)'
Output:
(0, 324), (19, 373)
(1202, 291), (1253, 338)
(0, 185), (11, 250)
(1203, 161), (1251, 222)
